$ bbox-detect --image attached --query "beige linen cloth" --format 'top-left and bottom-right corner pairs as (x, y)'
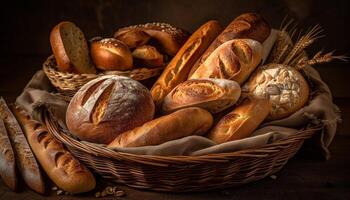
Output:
(16, 30), (340, 159)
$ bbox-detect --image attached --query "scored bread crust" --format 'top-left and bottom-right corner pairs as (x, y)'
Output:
(243, 63), (309, 120)
(114, 22), (189, 56)
(50, 21), (96, 74)
(66, 75), (155, 144)
(150, 20), (222, 108)
(107, 107), (213, 148)
(12, 106), (96, 194)
(162, 78), (241, 114)
(207, 97), (272, 144)
(189, 39), (263, 84)
(189, 13), (271, 77)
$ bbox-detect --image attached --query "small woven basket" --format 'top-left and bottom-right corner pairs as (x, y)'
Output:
(45, 114), (320, 192)
(43, 55), (164, 96)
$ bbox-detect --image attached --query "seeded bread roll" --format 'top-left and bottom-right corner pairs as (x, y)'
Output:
(150, 21), (222, 108)
(132, 45), (164, 67)
(190, 39), (263, 84)
(91, 38), (133, 71)
(162, 78), (241, 114)
(66, 75), (155, 144)
(114, 22), (189, 56)
(189, 13), (271, 77)
(108, 107), (213, 148)
(0, 97), (45, 194)
(243, 63), (309, 120)
(207, 97), (272, 144)
(50, 21), (96, 74)
(12, 106), (96, 194)
(0, 118), (17, 191)
(114, 29), (151, 49)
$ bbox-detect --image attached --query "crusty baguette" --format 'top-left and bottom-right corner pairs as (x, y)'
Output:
(150, 20), (222, 108)
(188, 13), (271, 77)
(0, 97), (45, 194)
(0, 118), (17, 191)
(162, 78), (241, 114)
(12, 105), (96, 194)
(207, 97), (272, 144)
(189, 39), (263, 84)
(108, 107), (213, 148)
(50, 21), (96, 74)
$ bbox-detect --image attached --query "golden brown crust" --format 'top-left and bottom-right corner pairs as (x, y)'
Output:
(132, 45), (164, 67)
(114, 29), (151, 49)
(0, 118), (17, 191)
(150, 20), (222, 108)
(12, 106), (96, 194)
(50, 21), (96, 74)
(207, 97), (272, 144)
(66, 75), (155, 144)
(0, 97), (45, 194)
(114, 22), (189, 56)
(189, 39), (263, 84)
(189, 13), (271, 77)
(107, 107), (213, 148)
(91, 38), (133, 71)
(162, 78), (241, 114)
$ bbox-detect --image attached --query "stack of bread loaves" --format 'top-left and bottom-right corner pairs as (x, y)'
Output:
(63, 13), (311, 148)
(50, 21), (188, 73)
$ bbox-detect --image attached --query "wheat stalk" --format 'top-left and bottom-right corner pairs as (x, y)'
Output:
(283, 25), (324, 65)
(295, 51), (348, 69)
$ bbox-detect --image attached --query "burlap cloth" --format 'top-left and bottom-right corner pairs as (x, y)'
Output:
(16, 30), (340, 159)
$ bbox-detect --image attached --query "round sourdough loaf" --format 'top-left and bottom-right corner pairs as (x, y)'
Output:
(243, 63), (309, 120)
(162, 78), (241, 114)
(66, 75), (155, 144)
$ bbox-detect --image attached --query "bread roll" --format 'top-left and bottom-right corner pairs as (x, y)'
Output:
(190, 39), (263, 84)
(114, 22), (189, 56)
(108, 107), (213, 148)
(0, 97), (45, 194)
(66, 75), (155, 144)
(114, 29), (151, 49)
(243, 63), (309, 120)
(162, 78), (241, 114)
(91, 38), (133, 71)
(0, 118), (17, 191)
(207, 97), (271, 144)
(50, 21), (96, 74)
(12, 106), (96, 194)
(150, 21), (222, 108)
(189, 13), (271, 77)
(132, 45), (164, 67)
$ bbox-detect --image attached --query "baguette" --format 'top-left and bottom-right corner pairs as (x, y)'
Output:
(188, 13), (271, 77)
(108, 107), (213, 148)
(12, 106), (96, 194)
(207, 97), (272, 144)
(189, 39), (263, 84)
(150, 20), (222, 108)
(0, 97), (45, 194)
(0, 118), (17, 191)
(162, 78), (241, 114)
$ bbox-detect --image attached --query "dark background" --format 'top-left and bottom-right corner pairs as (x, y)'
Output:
(0, 1), (349, 199)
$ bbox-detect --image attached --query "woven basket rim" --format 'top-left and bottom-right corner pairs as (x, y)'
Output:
(45, 112), (321, 165)
(43, 54), (165, 77)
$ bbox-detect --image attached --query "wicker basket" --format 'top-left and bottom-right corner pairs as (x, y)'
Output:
(43, 55), (164, 96)
(45, 113), (321, 192)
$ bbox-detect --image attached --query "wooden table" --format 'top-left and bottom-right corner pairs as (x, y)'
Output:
(0, 57), (349, 199)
